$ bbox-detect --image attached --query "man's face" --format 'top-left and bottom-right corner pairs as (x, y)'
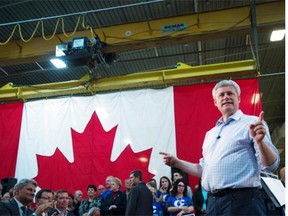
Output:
(97, 185), (105, 195)
(15, 183), (36, 205)
(173, 172), (181, 182)
(37, 191), (54, 206)
(125, 180), (131, 189)
(214, 86), (240, 116)
(106, 177), (112, 188)
(74, 190), (83, 202)
(55, 192), (69, 211)
(129, 174), (137, 186)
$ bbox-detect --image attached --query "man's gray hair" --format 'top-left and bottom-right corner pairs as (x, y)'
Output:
(212, 80), (241, 99)
(14, 178), (37, 190)
(88, 207), (100, 216)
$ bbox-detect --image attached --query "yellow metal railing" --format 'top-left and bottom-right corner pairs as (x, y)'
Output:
(0, 60), (258, 101)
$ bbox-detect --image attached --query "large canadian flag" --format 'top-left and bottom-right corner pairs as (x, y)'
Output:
(0, 78), (261, 195)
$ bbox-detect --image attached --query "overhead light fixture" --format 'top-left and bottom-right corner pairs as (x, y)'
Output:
(270, 29), (285, 42)
(50, 58), (67, 68)
(52, 36), (116, 69)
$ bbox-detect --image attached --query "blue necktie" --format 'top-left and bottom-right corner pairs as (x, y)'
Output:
(21, 206), (27, 216)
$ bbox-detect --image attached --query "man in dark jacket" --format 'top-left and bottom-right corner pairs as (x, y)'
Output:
(0, 178), (37, 216)
(125, 170), (153, 215)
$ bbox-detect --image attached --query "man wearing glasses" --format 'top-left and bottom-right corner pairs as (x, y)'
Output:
(96, 185), (105, 196)
(33, 189), (55, 216)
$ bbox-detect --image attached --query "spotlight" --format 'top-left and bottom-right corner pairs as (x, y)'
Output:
(270, 29), (285, 42)
(50, 58), (67, 68)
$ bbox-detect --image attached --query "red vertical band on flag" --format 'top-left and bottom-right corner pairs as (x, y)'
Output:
(0, 102), (24, 180)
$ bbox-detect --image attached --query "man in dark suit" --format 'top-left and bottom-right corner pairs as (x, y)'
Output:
(0, 178), (37, 216)
(47, 189), (74, 216)
(125, 170), (153, 215)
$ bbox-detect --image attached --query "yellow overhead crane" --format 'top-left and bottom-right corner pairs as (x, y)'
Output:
(0, 1), (284, 101)
(0, 60), (258, 101)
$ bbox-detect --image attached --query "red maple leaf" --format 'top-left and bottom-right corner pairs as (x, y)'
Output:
(34, 112), (153, 195)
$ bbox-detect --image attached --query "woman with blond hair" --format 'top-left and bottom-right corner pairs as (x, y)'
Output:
(101, 177), (127, 215)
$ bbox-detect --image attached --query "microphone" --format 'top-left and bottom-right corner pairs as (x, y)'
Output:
(216, 136), (221, 139)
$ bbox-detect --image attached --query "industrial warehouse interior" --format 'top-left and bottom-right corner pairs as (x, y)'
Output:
(0, 0), (285, 171)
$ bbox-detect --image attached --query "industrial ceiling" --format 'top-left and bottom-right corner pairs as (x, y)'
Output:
(0, 0), (285, 169)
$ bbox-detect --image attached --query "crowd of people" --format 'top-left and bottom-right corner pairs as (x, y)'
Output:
(0, 167), (284, 216)
(0, 170), (198, 216)
(0, 79), (284, 216)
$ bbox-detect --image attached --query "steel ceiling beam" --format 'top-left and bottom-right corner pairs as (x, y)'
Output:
(0, 60), (257, 101)
(0, 1), (284, 66)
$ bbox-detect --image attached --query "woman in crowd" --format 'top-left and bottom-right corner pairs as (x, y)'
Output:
(158, 176), (172, 216)
(147, 181), (163, 216)
(101, 177), (127, 215)
(167, 179), (194, 216)
(79, 184), (101, 216)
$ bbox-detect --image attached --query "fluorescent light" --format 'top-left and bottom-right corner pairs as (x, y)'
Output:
(50, 58), (67, 68)
(270, 29), (285, 42)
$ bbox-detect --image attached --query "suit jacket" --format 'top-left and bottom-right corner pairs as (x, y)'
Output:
(0, 198), (34, 216)
(47, 208), (74, 216)
(101, 190), (127, 215)
(125, 182), (153, 215)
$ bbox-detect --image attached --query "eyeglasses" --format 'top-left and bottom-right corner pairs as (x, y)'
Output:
(40, 196), (54, 201)
(98, 188), (105, 191)
(177, 185), (185, 188)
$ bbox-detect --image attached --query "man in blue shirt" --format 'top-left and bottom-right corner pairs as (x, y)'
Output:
(160, 80), (280, 215)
